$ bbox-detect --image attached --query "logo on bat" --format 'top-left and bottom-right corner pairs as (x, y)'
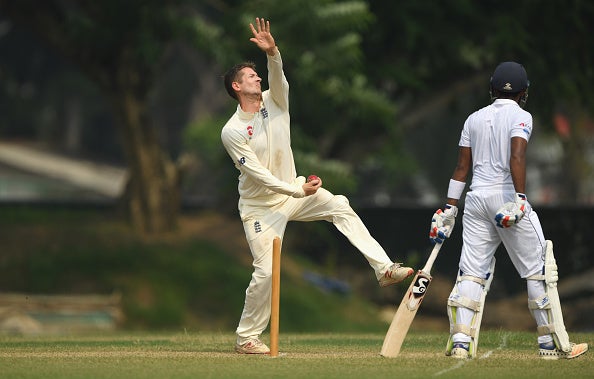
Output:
(407, 274), (431, 311)
(413, 276), (430, 298)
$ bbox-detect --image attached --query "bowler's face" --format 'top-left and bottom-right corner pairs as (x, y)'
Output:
(235, 67), (262, 97)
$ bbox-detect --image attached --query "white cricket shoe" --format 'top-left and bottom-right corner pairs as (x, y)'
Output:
(379, 263), (414, 287)
(539, 341), (588, 360)
(235, 338), (270, 354)
(448, 342), (469, 359)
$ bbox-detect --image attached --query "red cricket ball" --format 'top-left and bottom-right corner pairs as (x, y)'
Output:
(307, 175), (319, 183)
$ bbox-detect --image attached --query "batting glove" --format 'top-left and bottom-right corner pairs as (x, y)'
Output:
(429, 204), (458, 244)
(494, 193), (527, 228)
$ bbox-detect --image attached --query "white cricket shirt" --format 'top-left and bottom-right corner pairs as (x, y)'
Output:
(459, 99), (533, 191)
(221, 51), (305, 208)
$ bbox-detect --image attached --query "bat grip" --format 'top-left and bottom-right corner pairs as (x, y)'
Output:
(421, 243), (443, 274)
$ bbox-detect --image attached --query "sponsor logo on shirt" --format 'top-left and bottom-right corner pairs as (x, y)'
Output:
(238, 157), (246, 166)
(247, 125), (254, 139)
(254, 221), (262, 233)
(519, 122), (530, 136)
(261, 108), (268, 119)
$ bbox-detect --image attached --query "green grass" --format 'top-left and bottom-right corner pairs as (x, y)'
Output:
(0, 331), (592, 378)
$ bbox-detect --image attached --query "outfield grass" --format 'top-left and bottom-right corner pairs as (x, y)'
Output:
(0, 330), (592, 378)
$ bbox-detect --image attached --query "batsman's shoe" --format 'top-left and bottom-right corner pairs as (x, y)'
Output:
(235, 339), (270, 354)
(448, 343), (469, 359)
(539, 341), (588, 360)
(379, 263), (414, 287)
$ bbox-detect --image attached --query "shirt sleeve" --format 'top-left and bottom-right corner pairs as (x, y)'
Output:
(267, 50), (289, 111)
(510, 113), (533, 141)
(459, 118), (471, 147)
(221, 126), (305, 198)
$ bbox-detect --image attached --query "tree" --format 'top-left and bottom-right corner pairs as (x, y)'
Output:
(186, 0), (403, 202)
(0, 0), (227, 233)
(364, 0), (594, 204)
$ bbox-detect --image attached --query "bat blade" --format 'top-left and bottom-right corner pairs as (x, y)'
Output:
(380, 269), (433, 357)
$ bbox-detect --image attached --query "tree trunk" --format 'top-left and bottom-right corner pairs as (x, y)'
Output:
(0, 1), (184, 233)
(113, 91), (180, 234)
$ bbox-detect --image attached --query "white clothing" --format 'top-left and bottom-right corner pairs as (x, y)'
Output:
(460, 190), (545, 279)
(221, 52), (303, 205)
(222, 51), (394, 343)
(460, 99), (532, 191)
(452, 98), (552, 345)
(458, 99), (544, 278)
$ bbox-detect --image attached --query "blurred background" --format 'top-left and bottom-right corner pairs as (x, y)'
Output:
(0, 0), (592, 335)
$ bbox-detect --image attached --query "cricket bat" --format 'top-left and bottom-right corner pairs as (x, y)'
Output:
(380, 242), (444, 357)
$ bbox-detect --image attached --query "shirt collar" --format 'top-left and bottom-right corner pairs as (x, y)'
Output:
(493, 98), (519, 106)
(237, 101), (264, 121)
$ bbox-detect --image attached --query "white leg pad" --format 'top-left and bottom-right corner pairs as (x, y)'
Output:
(526, 240), (571, 352)
(446, 257), (496, 358)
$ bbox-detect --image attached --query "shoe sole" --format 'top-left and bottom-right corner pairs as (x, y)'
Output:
(235, 349), (270, 354)
(539, 343), (588, 360)
(234, 345), (270, 354)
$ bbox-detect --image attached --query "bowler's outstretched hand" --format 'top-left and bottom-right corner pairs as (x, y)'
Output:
(249, 18), (276, 55)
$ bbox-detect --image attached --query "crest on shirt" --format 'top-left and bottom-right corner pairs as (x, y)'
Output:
(247, 125), (254, 138)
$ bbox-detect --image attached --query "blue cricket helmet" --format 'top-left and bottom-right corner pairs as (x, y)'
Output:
(490, 61), (529, 93)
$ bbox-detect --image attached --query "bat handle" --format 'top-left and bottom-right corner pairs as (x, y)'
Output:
(421, 243), (443, 274)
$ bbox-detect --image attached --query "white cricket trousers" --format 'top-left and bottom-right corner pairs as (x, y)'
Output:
(452, 189), (552, 345)
(235, 187), (393, 343)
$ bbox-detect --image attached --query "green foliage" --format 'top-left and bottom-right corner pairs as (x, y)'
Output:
(0, 206), (386, 331)
(366, 0), (594, 122)
(231, 0), (396, 159)
(184, 116), (229, 166)
(192, 0), (403, 200)
(182, 114), (239, 208)
(0, 230), (248, 328)
(361, 0), (594, 201)
(2, 0), (593, 210)
(293, 151), (356, 194)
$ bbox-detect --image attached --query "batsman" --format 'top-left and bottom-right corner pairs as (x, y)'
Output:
(430, 61), (588, 360)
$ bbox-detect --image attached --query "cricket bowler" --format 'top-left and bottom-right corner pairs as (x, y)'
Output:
(221, 18), (414, 355)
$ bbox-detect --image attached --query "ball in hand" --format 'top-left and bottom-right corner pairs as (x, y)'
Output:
(307, 175), (320, 183)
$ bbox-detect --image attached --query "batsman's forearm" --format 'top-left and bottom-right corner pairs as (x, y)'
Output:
(446, 146), (471, 205)
(510, 155), (526, 194)
(510, 137), (527, 194)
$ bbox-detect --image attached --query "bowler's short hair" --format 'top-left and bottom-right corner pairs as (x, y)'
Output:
(224, 62), (257, 100)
